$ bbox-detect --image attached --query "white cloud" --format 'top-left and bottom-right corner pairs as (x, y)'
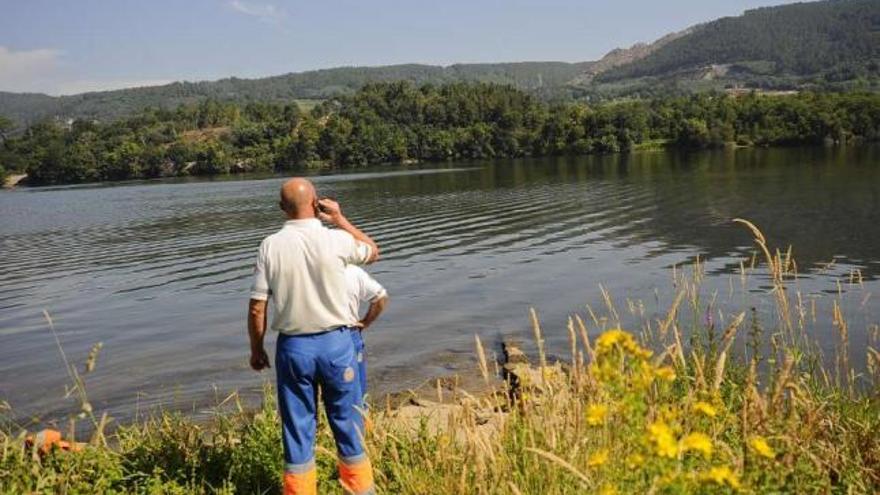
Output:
(52, 78), (175, 96)
(229, 0), (286, 23)
(0, 46), (62, 93)
(0, 46), (176, 95)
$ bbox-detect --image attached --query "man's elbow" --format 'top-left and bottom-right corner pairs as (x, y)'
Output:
(367, 245), (380, 264)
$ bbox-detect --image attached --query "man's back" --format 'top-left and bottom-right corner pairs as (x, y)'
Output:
(250, 218), (372, 334)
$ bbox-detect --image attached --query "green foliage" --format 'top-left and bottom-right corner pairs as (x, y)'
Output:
(6, 84), (880, 185)
(0, 62), (589, 124)
(0, 115), (13, 144)
(599, 0), (880, 86)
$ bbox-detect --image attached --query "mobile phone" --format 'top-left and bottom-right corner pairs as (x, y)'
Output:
(318, 196), (336, 213)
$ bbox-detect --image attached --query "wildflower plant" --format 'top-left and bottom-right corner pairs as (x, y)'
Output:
(580, 327), (739, 492)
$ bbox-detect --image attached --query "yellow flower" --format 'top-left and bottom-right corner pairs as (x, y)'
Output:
(648, 422), (678, 458)
(587, 449), (609, 467)
(654, 366), (676, 382)
(586, 403), (609, 426)
(657, 404), (679, 423)
(680, 432), (713, 457)
(595, 328), (654, 359)
(700, 466), (741, 489)
(595, 329), (629, 352)
(633, 361), (655, 389)
(693, 401), (718, 418)
(598, 485), (618, 495)
(627, 342), (653, 360)
(749, 436), (776, 459)
(589, 362), (616, 383)
(626, 453), (645, 469)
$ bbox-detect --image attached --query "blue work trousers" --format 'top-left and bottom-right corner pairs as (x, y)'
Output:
(275, 327), (366, 471)
(350, 329), (368, 406)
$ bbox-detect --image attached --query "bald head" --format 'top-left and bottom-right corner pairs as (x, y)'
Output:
(280, 177), (317, 219)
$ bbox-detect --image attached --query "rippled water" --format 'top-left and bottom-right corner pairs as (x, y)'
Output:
(2, 146), (879, 425)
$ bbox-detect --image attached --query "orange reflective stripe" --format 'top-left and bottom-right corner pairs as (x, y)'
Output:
(338, 457), (374, 494)
(283, 468), (317, 495)
(40, 429), (62, 453)
(25, 429), (63, 454)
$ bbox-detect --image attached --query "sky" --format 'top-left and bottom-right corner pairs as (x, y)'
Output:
(0, 0), (801, 96)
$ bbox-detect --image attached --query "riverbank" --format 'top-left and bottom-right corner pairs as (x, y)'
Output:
(6, 83), (880, 186)
(2, 222), (879, 494)
(2, 173), (26, 189)
(2, 318), (878, 493)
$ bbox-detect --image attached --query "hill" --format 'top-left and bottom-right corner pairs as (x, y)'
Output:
(594, 0), (880, 89)
(0, 62), (592, 125)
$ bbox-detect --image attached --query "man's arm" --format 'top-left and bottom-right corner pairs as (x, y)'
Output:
(359, 296), (388, 330)
(318, 198), (380, 263)
(248, 298), (270, 371)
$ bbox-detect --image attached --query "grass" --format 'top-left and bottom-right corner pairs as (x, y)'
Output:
(2, 220), (880, 494)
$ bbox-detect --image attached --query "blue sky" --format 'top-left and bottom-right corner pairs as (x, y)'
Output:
(0, 0), (799, 95)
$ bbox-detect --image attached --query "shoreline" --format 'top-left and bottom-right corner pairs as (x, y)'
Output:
(2, 173), (27, 189)
(5, 314), (878, 493)
(8, 140), (872, 189)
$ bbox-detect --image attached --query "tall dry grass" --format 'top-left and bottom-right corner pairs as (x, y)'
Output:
(367, 220), (880, 494)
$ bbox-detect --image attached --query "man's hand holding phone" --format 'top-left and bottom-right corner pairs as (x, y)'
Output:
(317, 198), (344, 226)
(317, 195), (380, 263)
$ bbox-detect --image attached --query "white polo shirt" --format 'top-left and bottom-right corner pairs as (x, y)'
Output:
(250, 219), (373, 335)
(344, 265), (387, 322)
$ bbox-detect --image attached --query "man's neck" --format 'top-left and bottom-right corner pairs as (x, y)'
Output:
(287, 213), (317, 221)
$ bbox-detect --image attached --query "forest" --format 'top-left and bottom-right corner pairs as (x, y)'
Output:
(2, 82), (880, 186)
(599, 0), (880, 84)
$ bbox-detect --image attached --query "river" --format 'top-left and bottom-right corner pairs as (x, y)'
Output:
(1, 146), (879, 425)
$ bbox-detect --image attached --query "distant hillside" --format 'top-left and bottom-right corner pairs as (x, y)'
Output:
(596, 0), (880, 86)
(569, 28), (696, 86)
(0, 62), (592, 125)
(1, 0), (878, 125)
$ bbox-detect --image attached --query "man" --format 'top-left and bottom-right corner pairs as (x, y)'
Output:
(247, 177), (379, 495)
(345, 265), (388, 407)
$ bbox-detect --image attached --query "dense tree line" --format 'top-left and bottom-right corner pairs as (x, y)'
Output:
(2, 82), (880, 186)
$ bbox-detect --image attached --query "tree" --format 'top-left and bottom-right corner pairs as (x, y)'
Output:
(677, 118), (712, 148)
(0, 115), (13, 144)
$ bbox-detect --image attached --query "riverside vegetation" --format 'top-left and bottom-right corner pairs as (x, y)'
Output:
(2, 83), (880, 186)
(1, 221), (879, 493)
